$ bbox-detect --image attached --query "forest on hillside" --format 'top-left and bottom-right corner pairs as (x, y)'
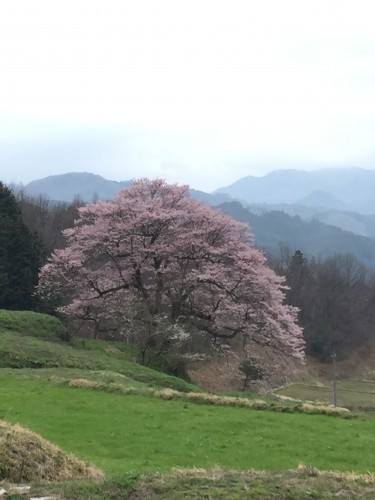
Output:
(1, 182), (375, 370)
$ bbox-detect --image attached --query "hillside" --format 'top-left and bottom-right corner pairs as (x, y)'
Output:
(24, 171), (234, 207)
(25, 172), (131, 202)
(296, 190), (348, 210)
(219, 201), (375, 267)
(0, 309), (197, 393)
(0, 309), (375, 498)
(215, 167), (375, 214)
(246, 203), (375, 237)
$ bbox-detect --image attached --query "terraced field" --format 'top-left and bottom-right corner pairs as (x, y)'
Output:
(277, 379), (375, 410)
(1, 310), (374, 499)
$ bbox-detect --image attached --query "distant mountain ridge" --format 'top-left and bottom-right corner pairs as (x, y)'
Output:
(296, 190), (348, 210)
(20, 169), (375, 266)
(244, 202), (375, 238)
(219, 202), (375, 268)
(25, 168), (375, 214)
(215, 167), (375, 214)
(24, 172), (233, 207)
(25, 172), (131, 202)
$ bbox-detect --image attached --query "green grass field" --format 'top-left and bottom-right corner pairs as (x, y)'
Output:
(277, 380), (375, 410)
(1, 375), (374, 475)
(1, 310), (375, 498)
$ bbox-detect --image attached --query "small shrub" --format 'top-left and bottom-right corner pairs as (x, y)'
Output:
(239, 360), (265, 390)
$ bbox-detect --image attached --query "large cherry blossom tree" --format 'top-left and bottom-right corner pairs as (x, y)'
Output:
(38, 179), (304, 365)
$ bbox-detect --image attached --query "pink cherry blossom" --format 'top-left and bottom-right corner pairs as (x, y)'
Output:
(38, 179), (304, 362)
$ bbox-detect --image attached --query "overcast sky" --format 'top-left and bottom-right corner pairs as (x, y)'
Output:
(1, 0), (375, 192)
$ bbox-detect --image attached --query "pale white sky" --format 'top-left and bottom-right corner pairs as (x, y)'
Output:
(1, 0), (375, 191)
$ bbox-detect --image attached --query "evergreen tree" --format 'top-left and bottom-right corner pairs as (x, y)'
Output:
(0, 182), (44, 310)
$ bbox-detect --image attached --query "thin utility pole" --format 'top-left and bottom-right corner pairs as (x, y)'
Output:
(331, 351), (337, 407)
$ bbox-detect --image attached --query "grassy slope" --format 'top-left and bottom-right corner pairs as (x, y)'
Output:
(1, 310), (375, 498)
(0, 309), (64, 339)
(1, 376), (374, 476)
(0, 311), (197, 392)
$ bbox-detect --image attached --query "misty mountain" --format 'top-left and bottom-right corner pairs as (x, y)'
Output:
(219, 202), (375, 268)
(296, 190), (348, 210)
(215, 167), (375, 214)
(21, 171), (375, 267)
(189, 189), (232, 206)
(25, 172), (131, 202)
(308, 211), (375, 238)
(24, 172), (233, 207)
(244, 202), (375, 238)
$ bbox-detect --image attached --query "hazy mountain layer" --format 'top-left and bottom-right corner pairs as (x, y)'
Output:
(215, 167), (375, 214)
(245, 203), (375, 238)
(219, 202), (375, 268)
(21, 170), (375, 266)
(25, 172), (131, 203)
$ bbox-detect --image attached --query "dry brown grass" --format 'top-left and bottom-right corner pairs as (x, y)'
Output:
(300, 403), (350, 416)
(68, 378), (102, 389)
(185, 392), (269, 409)
(296, 463), (375, 483)
(171, 465), (375, 483)
(68, 381), (352, 417)
(153, 388), (270, 409)
(68, 378), (139, 395)
(0, 420), (103, 482)
(129, 466), (375, 499)
(153, 388), (181, 400)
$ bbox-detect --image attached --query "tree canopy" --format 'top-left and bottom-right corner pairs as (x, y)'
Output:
(0, 182), (44, 310)
(38, 179), (304, 364)
(274, 249), (375, 359)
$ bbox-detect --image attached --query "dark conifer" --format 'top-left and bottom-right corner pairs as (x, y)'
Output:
(0, 182), (44, 310)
